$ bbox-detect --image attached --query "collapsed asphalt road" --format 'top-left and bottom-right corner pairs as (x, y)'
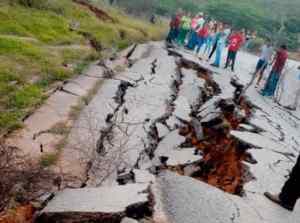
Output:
(40, 42), (300, 223)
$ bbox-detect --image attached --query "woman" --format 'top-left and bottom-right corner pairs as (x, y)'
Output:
(203, 20), (216, 55)
(210, 27), (226, 68)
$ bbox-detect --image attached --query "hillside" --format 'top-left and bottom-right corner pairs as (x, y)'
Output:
(0, 0), (166, 135)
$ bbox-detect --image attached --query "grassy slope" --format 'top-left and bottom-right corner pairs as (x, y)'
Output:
(0, 0), (166, 134)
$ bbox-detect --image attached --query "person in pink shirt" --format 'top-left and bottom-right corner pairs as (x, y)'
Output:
(224, 30), (245, 72)
(187, 13), (205, 50)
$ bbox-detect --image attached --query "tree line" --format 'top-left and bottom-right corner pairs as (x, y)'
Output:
(108, 0), (300, 50)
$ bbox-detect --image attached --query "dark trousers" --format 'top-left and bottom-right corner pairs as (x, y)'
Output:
(166, 28), (179, 43)
(280, 155), (300, 208)
(209, 40), (218, 59)
(225, 50), (237, 71)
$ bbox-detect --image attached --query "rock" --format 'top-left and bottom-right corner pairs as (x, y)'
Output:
(121, 217), (139, 223)
(183, 164), (201, 177)
(38, 184), (150, 222)
(155, 130), (186, 157)
(163, 148), (202, 166)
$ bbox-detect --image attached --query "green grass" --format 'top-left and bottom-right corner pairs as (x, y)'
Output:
(0, 0), (167, 135)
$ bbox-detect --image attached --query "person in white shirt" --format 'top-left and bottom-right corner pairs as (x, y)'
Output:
(196, 13), (205, 30)
(249, 40), (273, 87)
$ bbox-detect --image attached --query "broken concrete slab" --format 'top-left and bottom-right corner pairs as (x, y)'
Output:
(39, 184), (150, 222)
(155, 130), (186, 158)
(157, 171), (263, 223)
(121, 217), (139, 223)
(164, 148), (202, 166)
(173, 96), (191, 121)
(156, 123), (170, 138)
(230, 130), (287, 152)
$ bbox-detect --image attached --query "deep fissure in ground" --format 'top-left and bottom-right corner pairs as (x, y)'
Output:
(165, 50), (256, 195)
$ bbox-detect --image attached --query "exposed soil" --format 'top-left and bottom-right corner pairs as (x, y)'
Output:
(167, 53), (254, 195)
(73, 0), (115, 22)
(178, 100), (252, 195)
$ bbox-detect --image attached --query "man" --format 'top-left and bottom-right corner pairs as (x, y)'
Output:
(187, 13), (205, 50)
(285, 66), (300, 111)
(265, 155), (300, 211)
(224, 30), (245, 72)
(248, 40), (273, 88)
(261, 45), (288, 97)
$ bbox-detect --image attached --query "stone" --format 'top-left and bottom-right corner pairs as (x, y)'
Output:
(183, 164), (201, 177)
(163, 148), (202, 167)
(39, 184), (149, 222)
(121, 217), (139, 223)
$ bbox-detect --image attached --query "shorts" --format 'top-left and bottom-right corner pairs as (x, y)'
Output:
(256, 59), (268, 73)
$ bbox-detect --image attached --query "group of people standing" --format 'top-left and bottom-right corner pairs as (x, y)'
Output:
(166, 12), (245, 72)
(166, 11), (299, 108)
(167, 11), (300, 212)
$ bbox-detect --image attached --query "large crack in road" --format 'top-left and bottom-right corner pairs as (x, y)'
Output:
(38, 42), (300, 223)
(161, 50), (255, 195)
(85, 43), (258, 194)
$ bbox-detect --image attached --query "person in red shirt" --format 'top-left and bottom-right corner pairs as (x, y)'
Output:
(224, 30), (245, 72)
(261, 45), (288, 97)
(195, 24), (209, 54)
